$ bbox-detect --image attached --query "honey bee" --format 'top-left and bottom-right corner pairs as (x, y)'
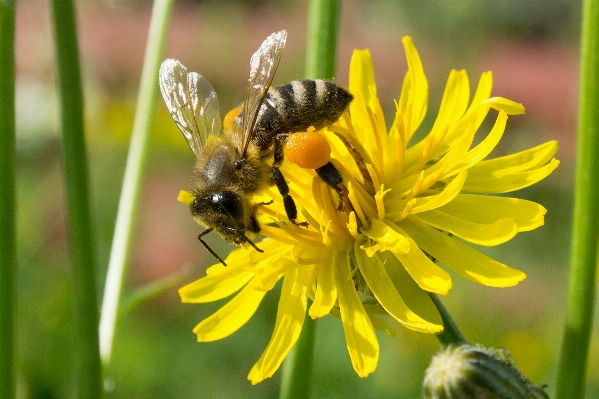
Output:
(159, 30), (353, 265)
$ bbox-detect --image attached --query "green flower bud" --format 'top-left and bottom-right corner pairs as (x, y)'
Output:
(423, 344), (549, 399)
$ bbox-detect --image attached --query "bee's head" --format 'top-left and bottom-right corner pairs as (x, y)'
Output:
(191, 191), (249, 243)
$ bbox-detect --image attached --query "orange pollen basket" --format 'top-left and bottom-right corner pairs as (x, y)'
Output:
(223, 107), (241, 132)
(284, 127), (331, 169)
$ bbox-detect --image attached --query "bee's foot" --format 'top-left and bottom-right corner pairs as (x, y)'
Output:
(336, 194), (344, 211)
(259, 200), (274, 206)
(335, 189), (344, 211)
(292, 219), (309, 228)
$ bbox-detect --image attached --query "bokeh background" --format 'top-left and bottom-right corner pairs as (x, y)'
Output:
(14, 0), (590, 397)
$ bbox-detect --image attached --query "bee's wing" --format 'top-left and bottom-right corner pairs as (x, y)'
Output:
(238, 30), (287, 158)
(159, 59), (221, 160)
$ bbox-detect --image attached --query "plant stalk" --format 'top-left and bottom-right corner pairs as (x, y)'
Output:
(99, 0), (175, 365)
(0, 1), (17, 398)
(279, 1), (341, 397)
(51, 0), (102, 396)
(556, 0), (599, 397)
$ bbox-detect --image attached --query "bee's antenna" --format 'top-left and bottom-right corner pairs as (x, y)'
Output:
(198, 228), (227, 266)
(239, 234), (264, 253)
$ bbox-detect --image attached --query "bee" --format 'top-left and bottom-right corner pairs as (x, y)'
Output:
(159, 30), (353, 265)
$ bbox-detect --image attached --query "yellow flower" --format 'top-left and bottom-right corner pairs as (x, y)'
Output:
(178, 36), (559, 384)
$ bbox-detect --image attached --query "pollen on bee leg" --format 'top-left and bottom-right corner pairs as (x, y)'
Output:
(178, 190), (195, 206)
(223, 107), (241, 132)
(284, 126), (332, 169)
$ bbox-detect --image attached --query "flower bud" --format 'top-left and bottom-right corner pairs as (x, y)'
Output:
(423, 344), (549, 399)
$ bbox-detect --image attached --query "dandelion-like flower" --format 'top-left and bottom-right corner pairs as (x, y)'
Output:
(178, 37), (559, 383)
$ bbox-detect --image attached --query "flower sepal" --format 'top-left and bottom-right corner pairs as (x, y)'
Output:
(423, 344), (550, 399)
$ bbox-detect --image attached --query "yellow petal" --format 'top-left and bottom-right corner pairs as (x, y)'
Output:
(206, 240), (288, 275)
(483, 97), (526, 115)
(463, 158), (560, 193)
(362, 219), (451, 294)
(384, 221), (452, 295)
(438, 194), (546, 232)
(309, 252), (338, 318)
(468, 140), (558, 176)
(179, 269), (255, 303)
(368, 313), (397, 337)
(410, 171), (468, 215)
(411, 210), (519, 246)
(400, 120), (473, 188)
(381, 252), (443, 326)
(431, 70), (470, 132)
(250, 257), (295, 291)
(401, 218), (526, 287)
(465, 71), (493, 119)
(192, 282), (267, 341)
(449, 111), (508, 175)
(399, 36), (428, 137)
(349, 49), (376, 108)
(334, 250), (379, 377)
(330, 304), (400, 338)
(361, 218), (411, 254)
(354, 238), (443, 333)
(248, 266), (314, 384)
(385, 111), (406, 181)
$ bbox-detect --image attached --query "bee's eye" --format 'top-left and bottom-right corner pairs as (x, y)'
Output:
(193, 191), (244, 225)
(213, 192), (244, 221)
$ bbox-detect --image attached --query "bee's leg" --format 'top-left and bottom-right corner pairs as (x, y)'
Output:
(222, 226), (264, 253)
(315, 162), (344, 210)
(315, 162), (342, 191)
(239, 235), (264, 253)
(249, 214), (261, 233)
(273, 135), (308, 227)
(197, 228), (227, 266)
(272, 167), (308, 226)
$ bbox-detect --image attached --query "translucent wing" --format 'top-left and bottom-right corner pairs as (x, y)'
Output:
(239, 30), (287, 158)
(159, 59), (221, 160)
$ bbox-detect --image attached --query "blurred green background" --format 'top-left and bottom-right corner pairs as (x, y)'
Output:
(15, 0), (590, 397)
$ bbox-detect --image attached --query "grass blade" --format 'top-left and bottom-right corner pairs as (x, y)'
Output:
(99, 0), (175, 365)
(51, 0), (101, 396)
(556, 0), (599, 397)
(0, 1), (17, 398)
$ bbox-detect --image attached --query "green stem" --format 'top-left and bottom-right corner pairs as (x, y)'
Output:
(429, 293), (468, 346)
(279, 1), (340, 398)
(50, 0), (101, 396)
(304, 0), (341, 80)
(279, 315), (315, 399)
(99, 0), (175, 366)
(556, 0), (599, 398)
(0, 2), (16, 399)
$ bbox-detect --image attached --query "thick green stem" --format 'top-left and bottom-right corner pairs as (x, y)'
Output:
(429, 293), (468, 346)
(279, 1), (340, 397)
(51, 0), (102, 396)
(304, 0), (341, 80)
(0, 2), (16, 399)
(556, 0), (599, 398)
(279, 315), (315, 399)
(99, 0), (175, 366)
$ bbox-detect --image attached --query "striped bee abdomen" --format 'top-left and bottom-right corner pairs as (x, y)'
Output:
(246, 79), (353, 151)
